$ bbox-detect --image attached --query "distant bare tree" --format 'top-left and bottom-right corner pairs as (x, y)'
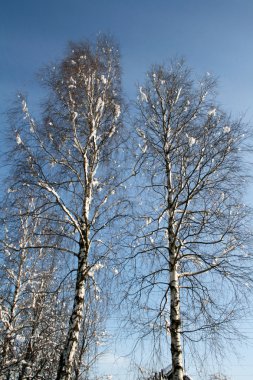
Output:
(0, 198), (69, 379)
(124, 60), (252, 380)
(4, 35), (127, 379)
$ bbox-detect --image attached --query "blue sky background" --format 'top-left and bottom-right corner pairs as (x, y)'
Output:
(1, 1), (253, 379)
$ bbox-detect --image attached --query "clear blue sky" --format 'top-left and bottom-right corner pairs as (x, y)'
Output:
(1, 1), (253, 379)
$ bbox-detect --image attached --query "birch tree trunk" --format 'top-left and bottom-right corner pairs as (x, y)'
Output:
(169, 259), (183, 380)
(167, 156), (184, 380)
(56, 234), (89, 380)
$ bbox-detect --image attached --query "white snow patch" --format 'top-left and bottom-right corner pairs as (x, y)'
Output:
(220, 192), (225, 200)
(96, 97), (105, 113)
(223, 126), (231, 133)
(188, 136), (196, 146)
(89, 262), (104, 278)
(16, 133), (22, 145)
(137, 128), (146, 139)
(139, 87), (148, 102)
(101, 75), (107, 84)
(108, 125), (116, 138)
(114, 103), (121, 119)
(30, 119), (35, 133)
(146, 217), (152, 225)
(68, 76), (77, 89)
(92, 178), (99, 187)
(175, 87), (182, 103)
(72, 111), (78, 121)
(208, 108), (216, 117)
(7, 188), (17, 193)
(22, 99), (28, 113)
(141, 144), (147, 153)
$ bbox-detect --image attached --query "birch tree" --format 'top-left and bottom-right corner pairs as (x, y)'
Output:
(125, 60), (252, 380)
(5, 35), (126, 380)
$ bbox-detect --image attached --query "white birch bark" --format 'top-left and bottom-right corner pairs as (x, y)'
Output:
(56, 132), (94, 380)
(169, 258), (184, 380)
(56, 236), (89, 380)
(167, 150), (184, 380)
